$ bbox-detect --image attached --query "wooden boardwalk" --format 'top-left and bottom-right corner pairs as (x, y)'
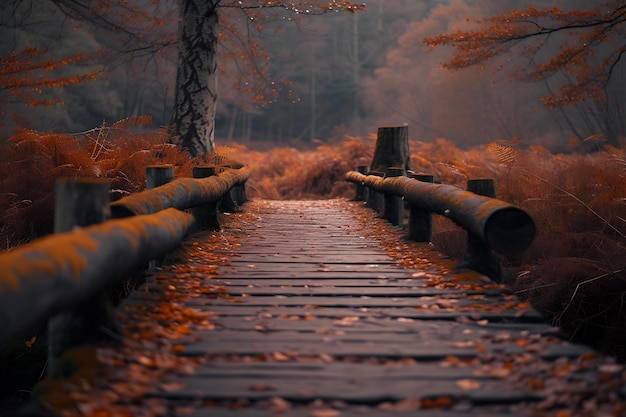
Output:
(40, 199), (626, 417)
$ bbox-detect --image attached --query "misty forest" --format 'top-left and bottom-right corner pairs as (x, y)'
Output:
(1, 0), (626, 414)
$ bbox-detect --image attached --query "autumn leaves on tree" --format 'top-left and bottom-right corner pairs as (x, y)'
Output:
(423, 1), (626, 144)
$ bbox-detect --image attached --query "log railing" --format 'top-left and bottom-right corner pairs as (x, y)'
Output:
(0, 165), (250, 366)
(346, 167), (536, 282)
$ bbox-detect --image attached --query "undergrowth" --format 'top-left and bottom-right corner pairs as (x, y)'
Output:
(1, 126), (626, 362)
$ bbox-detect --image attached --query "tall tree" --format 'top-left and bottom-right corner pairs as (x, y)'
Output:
(170, 0), (364, 155)
(1, 0), (365, 155)
(422, 1), (626, 145)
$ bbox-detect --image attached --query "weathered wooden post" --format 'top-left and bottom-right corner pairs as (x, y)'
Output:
(354, 166), (369, 201)
(407, 174), (434, 242)
(213, 167), (238, 213)
(457, 179), (503, 282)
(146, 165), (175, 189)
(370, 126), (411, 174)
(231, 168), (248, 206)
(48, 179), (121, 375)
(366, 171), (385, 213)
(383, 167), (404, 226)
(146, 165), (175, 269)
(192, 166), (221, 230)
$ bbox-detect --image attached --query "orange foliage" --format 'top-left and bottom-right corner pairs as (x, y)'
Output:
(423, 1), (626, 107)
(0, 48), (100, 112)
(223, 135), (374, 199)
(0, 118), (194, 248)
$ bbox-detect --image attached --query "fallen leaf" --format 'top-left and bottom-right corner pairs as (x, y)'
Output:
(269, 397), (291, 413)
(249, 384), (275, 392)
(456, 379), (481, 390)
(420, 396), (454, 409)
(310, 409), (340, 417)
(273, 352), (290, 361)
(159, 381), (186, 392)
(25, 336), (36, 348)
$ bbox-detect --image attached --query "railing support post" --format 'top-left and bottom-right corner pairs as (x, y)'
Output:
(458, 179), (503, 282)
(192, 166), (221, 231)
(146, 165), (175, 269)
(216, 165), (239, 213)
(48, 179), (121, 376)
(231, 169), (248, 206)
(366, 172), (384, 213)
(146, 165), (175, 189)
(383, 167), (404, 226)
(354, 166), (369, 201)
(407, 174), (434, 242)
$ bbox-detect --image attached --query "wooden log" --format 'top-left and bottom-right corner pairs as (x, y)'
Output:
(370, 126), (411, 175)
(0, 208), (196, 349)
(110, 167), (251, 218)
(383, 168), (404, 226)
(146, 165), (175, 189)
(345, 171), (535, 256)
(457, 179), (503, 282)
(49, 179), (119, 374)
(407, 174), (434, 242)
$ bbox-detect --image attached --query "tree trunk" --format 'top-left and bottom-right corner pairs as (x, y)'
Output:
(370, 126), (411, 175)
(170, 0), (220, 157)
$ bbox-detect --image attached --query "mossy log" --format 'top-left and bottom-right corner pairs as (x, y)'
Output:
(346, 171), (535, 256)
(110, 167), (251, 218)
(0, 208), (195, 348)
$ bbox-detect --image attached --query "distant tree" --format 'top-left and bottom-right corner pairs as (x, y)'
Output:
(423, 1), (626, 145)
(1, 0), (364, 155)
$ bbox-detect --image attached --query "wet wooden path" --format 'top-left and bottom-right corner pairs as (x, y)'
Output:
(43, 199), (626, 417)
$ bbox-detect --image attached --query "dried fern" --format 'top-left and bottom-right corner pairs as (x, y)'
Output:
(110, 115), (153, 130)
(484, 142), (518, 165)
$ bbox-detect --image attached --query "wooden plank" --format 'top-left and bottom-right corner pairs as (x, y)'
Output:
(186, 409), (527, 417)
(207, 317), (557, 334)
(224, 254), (396, 264)
(158, 375), (543, 405)
(180, 331), (590, 360)
(204, 305), (545, 323)
(192, 295), (507, 308)
(208, 278), (461, 287)
(216, 287), (512, 297)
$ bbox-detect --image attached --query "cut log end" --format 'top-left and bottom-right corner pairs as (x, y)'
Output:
(485, 207), (536, 255)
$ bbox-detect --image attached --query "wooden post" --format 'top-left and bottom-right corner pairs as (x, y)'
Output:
(458, 179), (503, 282)
(407, 174), (434, 242)
(192, 166), (221, 231)
(232, 173), (247, 206)
(354, 166), (369, 201)
(383, 167), (404, 226)
(146, 166), (175, 269)
(146, 165), (175, 189)
(366, 171), (384, 213)
(49, 179), (121, 376)
(370, 126), (411, 175)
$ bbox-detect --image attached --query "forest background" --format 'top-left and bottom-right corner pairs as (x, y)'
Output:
(2, 0), (621, 150)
